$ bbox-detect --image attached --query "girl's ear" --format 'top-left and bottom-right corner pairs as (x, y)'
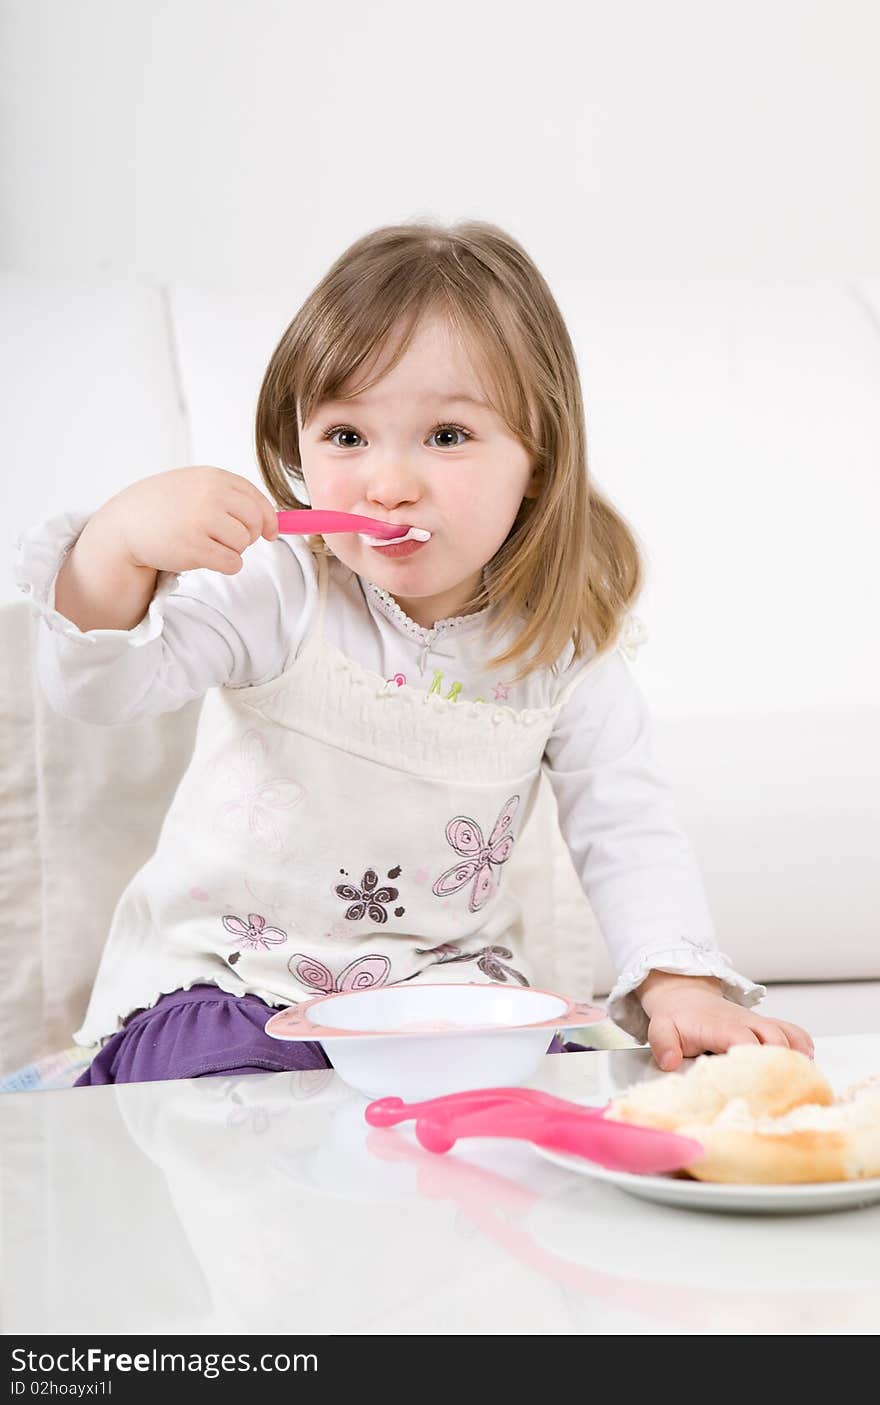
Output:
(523, 466), (544, 499)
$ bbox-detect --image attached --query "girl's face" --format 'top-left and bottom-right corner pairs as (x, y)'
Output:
(297, 313), (541, 628)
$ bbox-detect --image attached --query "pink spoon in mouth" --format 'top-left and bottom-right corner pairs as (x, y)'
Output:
(276, 510), (427, 541)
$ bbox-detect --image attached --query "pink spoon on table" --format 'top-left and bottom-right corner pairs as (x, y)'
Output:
(413, 1102), (703, 1174)
(276, 510), (425, 540)
(365, 1088), (703, 1175)
(365, 1088), (608, 1128)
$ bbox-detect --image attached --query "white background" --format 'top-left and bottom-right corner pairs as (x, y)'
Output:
(1, 0), (878, 290)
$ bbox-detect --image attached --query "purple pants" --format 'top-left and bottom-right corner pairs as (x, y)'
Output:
(75, 983), (593, 1086)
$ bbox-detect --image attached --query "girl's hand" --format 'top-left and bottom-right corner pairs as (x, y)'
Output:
(96, 466), (279, 576)
(636, 971), (815, 1071)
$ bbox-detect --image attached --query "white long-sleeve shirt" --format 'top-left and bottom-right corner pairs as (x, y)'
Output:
(13, 511), (765, 1043)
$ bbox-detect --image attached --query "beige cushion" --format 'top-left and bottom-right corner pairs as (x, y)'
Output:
(0, 603), (202, 1075)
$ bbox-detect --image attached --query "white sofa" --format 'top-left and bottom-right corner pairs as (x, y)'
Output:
(2, 270), (879, 1077)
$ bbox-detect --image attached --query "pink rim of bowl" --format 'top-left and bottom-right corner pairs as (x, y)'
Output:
(264, 983), (607, 1043)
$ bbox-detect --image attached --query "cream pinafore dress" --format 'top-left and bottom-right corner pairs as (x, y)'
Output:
(75, 551), (599, 1046)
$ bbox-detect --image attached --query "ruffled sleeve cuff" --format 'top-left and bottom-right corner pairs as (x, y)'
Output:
(605, 937), (767, 1045)
(13, 510), (181, 648)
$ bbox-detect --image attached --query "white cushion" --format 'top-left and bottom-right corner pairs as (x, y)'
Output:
(167, 281), (311, 495)
(1, 271), (191, 606)
(551, 280), (880, 713)
(590, 703), (880, 996)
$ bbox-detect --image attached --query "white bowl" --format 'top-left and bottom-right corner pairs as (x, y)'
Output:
(264, 982), (606, 1100)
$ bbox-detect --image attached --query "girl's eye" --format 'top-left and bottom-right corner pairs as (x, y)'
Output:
(427, 424), (472, 448)
(319, 423), (473, 449)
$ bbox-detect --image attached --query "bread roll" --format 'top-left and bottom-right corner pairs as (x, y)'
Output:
(606, 1046), (880, 1184)
(675, 1086), (880, 1184)
(608, 1045), (834, 1131)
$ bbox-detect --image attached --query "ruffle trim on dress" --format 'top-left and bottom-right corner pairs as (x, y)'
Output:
(364, 577), (492, 643)
(327, 642), (562, 726)
(72, 973), (293, 1048)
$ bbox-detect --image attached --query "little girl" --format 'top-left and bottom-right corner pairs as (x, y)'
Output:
(14, 219), (813, 1085)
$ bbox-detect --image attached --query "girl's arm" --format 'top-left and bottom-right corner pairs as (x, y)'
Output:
(543, 646), (765, 1045)
(15, 505), (318, 725)
(52, 465), (279, 632)
(53, 512), (160, 634)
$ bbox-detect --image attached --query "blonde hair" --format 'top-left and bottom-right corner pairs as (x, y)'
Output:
(255, 219), (644, 682)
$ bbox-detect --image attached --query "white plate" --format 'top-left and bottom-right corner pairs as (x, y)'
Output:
(534, 1032), (880, 1215)
(535, 1147), (880, 1215)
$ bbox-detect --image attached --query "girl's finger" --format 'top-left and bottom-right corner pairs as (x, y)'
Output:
(648, 1015), (684, 1071)
(682, 1023), (761, 1058)
(261, 495), (279, 540)
(229, 487), (276, 542)
(210, 514), (252, 554)
(202, 539), (244, 575)
(749, 1020), (791, 1048)
(235, 480), (279, 540)
(761, 1019), (815, 1058)
(225, 494), (266, 544)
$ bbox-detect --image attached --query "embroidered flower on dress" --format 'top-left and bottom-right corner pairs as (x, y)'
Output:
(414, 942), (460, 960)
(215, 729), (305, 855)
(222, 912), (288, 950)
(288, 953), (392, 994)
(432, 796), (519, 912)
(473, 946), (529, 985)
(415, 943), (529, 986)
(335, 868), (400, 923)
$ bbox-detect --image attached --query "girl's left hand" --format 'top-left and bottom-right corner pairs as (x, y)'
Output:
(636, 971), (815, 1072)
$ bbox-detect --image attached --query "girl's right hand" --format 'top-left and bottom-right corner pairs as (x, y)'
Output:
(96, 466), (279, 576)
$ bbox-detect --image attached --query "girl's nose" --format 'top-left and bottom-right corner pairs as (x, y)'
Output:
(364, 464), (421, 510)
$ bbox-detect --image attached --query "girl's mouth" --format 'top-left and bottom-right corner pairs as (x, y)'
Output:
(359, 525), (431, 558)
(368, 538), (428, 559)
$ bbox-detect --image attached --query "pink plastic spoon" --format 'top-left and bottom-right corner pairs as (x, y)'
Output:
(366, 1087), (703, 1175)
(276, 510), (415, 538)
(415, 1102), (704, 1175)
(365, 1088), (608, 1129)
